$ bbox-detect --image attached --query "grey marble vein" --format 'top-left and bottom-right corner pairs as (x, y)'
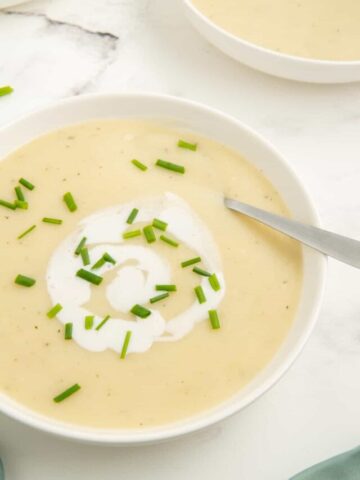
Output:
(3, 9), (119, 40)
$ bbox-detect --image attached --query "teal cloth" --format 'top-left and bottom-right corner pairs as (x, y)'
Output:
(291, 446), (360, 479)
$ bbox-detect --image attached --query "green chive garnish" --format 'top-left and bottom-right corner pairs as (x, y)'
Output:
(152, 218), (167, 231)
(126, 208), (139, 224)
(103, 252), (116, 265)
(155, 284), (177, 292)
(209, 309), (220, 329)
(92, 257), (106, 270)
(85, 315), (94, 330)
(209, 273), (221, 291)
(47, 303), (63, 319)
(53, 383), (81, 403)
(130, 304), (151, 318)
(150, 292), (169, 304)
(194, 286), (206, 304)
(193, 266), (211, 277)
(131, 159), (148, 171)
(42, 217), (63, 225)
(160, 234), (179, 247)
(123, 229), (141, 240)
(120, 331), (132, 359)
(92, 252), (116, 269)
(177, 139), (197, 151)
(63, 192), (77, 212)
(96, 315), (111, 331)
(155, 159), (185, 174)
(64, 322), (73, 340)
(74, 237), (87, 255)
(14, 200), (28, 210)
(181, 257), (201, 268)
(143, 225), (156, 243)
(0, 199), (16, 210)
(15, 186), (25, 201)
(18, 224), (36, 240)
(76, 269), (103, 285)
(19, 178), (35, 191)
(80, 247), (90, 266)
(14, 274), (36, 287)
(0, 86), (13, 97)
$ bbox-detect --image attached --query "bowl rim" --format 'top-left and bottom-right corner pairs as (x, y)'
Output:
(0, 92), (327, 444)
(183, 0), (360, 67)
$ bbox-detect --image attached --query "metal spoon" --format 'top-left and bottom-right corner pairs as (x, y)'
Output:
(225, 197), (360, 268)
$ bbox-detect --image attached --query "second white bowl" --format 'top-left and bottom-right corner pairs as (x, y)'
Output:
(183, 0), (360, 84)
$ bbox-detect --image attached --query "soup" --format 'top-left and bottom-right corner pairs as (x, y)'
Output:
(0, 120), (302, 429)
(191, 0), (360, 61)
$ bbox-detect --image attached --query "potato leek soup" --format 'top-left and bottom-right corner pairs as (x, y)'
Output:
(0, 120), (302, 429)
(191, 0), (360, 61)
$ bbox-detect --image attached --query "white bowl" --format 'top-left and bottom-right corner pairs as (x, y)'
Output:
(182, 0), (360, 84)
(0, 94), (326, 444)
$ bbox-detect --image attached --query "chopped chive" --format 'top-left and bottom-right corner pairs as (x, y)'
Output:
(47, 303), (63, 319)
(14, 200), (28, 210)
(15, 186), (25, 201)
(130, 304), (151, 318)
(126, 208), (139, 224)
(93, 252), (116, 269)
(123, 229), (141, 240)
(18, 224), (36, 240)
(120, 331), (132, 359)
(64, 322), (73, 340)
(155, 284), (177, 292)
(0, 86), (13, 97)
(63, 192), (77, 212)
(150, 292), (169, 304)
(14, 274), (36, 287)
(53, 383), (81, 403)
(0, 199), (16, 210)
(42, 217), (63, 225)
(160, 234), (179, 247)
(152, 218), (168, 231)
(92, 257), (106, 270)
(85, 315), (94, 330)
(103, 252), (116, 265)
(181, 256), (201, 268)
(194, 286), (206, 304)
(19, 177), (35, 191)
(143, 225), (156, 243)
(80, 247), (90, 266)
(209, 309), (221, 329)
(131, 159), (148, 171)
(95, 314), (111, 331)
(177, 139), (197, 151)
(76, 269), (103, 286)
(155, 159), (185, 174)
(74, 237), (87, 255)
(209, 273), (221, 291)
(193, 266), (211, 277)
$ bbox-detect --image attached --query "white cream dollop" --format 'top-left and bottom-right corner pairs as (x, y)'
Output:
(46, 193), (225, 355)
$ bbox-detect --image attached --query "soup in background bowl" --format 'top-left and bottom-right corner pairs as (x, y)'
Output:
(0, 94), (326, 444)
(183, 0), (360, 83)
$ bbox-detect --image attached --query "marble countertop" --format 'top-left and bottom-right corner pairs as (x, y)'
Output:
(0, 1), (359, 479)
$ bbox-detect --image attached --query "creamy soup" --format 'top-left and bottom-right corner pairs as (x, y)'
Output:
(0, 120), (302, 429)
(192, 0), (360, 61)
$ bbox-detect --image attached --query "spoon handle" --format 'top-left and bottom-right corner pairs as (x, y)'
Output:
(225, 198), (360, 268)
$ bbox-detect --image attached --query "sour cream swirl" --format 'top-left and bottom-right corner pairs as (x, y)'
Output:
(47, 193), (225, 355)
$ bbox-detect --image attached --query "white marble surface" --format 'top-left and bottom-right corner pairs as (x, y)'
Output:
(0, 1), (360, 479)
